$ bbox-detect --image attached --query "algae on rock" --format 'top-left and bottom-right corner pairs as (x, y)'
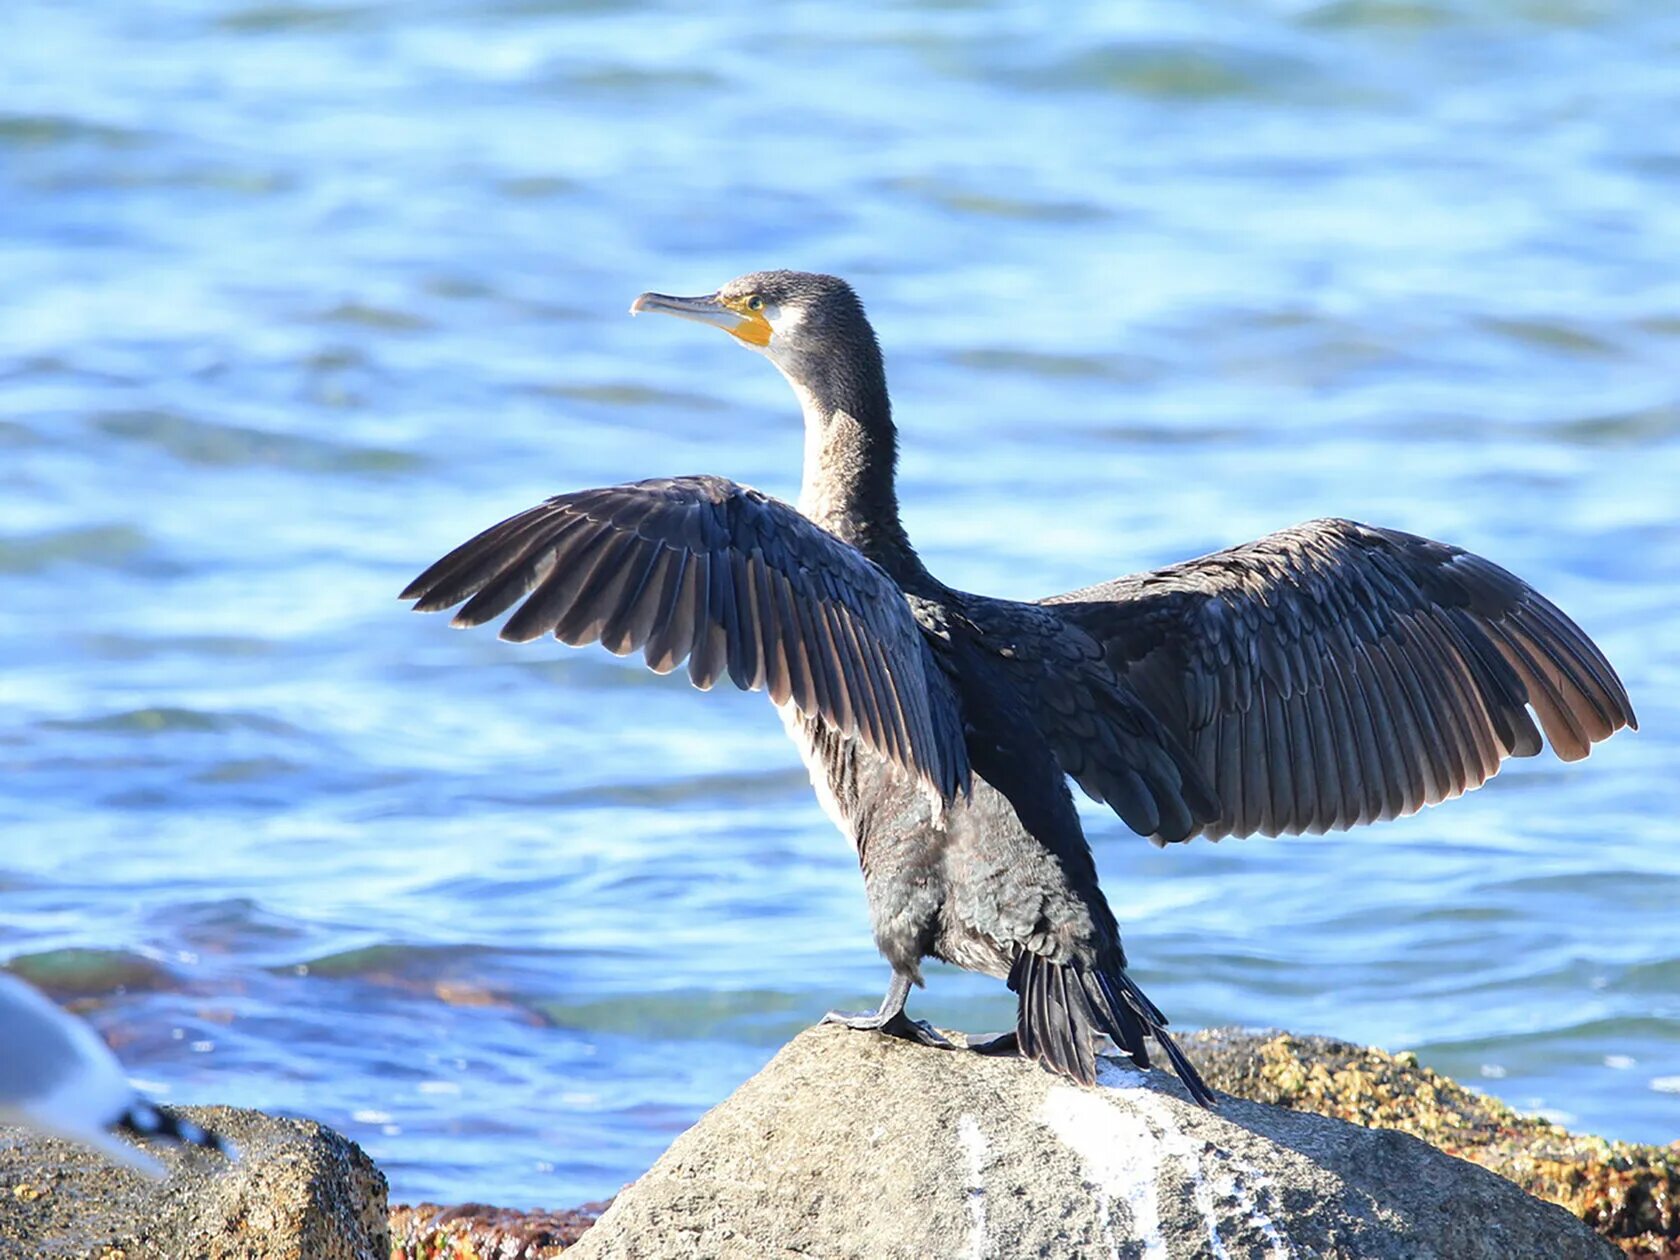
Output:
(1183, 1029), (1680, 1259)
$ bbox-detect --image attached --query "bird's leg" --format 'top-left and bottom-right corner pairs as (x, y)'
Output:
(821, 971), (953, 1048)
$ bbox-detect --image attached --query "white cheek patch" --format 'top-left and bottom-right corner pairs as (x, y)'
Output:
(762, 302), (807, 365)
(767, 301), (805, 335)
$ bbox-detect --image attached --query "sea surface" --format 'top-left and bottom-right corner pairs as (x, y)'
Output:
(2, 0), (1677, 1209)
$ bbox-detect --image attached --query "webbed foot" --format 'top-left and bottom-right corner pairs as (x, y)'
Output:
(965, 1030), (1020, 1057)
(820, 970), (954, 1049)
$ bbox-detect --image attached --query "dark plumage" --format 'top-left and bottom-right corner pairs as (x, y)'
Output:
(402, 270), (1635, 1104)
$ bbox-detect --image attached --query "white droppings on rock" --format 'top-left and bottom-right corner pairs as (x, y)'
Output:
(956, 1113), (989, 1260)
(1094, 1057), (1153, 1092)
(1042, 1083), (1164, 1260)
(1131, 1090), (1231, 1260)
(1097, 1056), (1239, 1259)
(1090, 1055), (1294, 1259)
(1221, 1157), (1293, 1260)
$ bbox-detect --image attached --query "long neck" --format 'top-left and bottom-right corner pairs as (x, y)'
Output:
(783, 357), (925, 585)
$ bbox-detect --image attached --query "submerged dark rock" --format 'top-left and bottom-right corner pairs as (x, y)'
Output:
(0, 1105), (387, 1260)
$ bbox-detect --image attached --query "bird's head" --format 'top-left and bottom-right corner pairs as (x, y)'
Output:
(630, 271), (882, 402)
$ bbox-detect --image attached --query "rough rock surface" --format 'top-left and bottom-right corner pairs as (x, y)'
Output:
(0, 1105), (387, 1259)
(1183, 1028), (1680, 1259)
(566, 1023), (1615, 1260)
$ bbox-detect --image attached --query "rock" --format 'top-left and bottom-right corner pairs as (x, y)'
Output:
(1182, 1028), (1680, 1258)
(389, 1199), (609, 1259)
(0, 1105), (388, 1259)
(566, 1023), (1616, 1260)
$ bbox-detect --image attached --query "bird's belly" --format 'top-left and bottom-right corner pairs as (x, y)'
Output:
(777, 705), (963, 974)
(775, 704), (947, 853)
(776, 703), (859, 850)
(776, 707), (1075, 981)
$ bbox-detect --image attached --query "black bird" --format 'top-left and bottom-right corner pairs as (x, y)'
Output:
(402, 271), (1635, 1102)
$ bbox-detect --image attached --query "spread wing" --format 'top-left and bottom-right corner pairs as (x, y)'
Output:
(1043, 519), (1635, 842)
(401, 475), (970, 801)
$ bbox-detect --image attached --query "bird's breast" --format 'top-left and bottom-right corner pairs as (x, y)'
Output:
(775, 704), (946, 859)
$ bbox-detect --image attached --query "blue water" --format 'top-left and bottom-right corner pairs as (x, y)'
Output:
(2, 0), (1677, 1209)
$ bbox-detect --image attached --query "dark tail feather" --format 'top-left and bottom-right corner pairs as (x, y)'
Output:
(116, 1102), (238, 1160)
(1009, 951), (1216, 1108)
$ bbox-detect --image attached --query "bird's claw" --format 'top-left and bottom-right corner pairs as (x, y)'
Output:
(821, 1008), (954, 1049)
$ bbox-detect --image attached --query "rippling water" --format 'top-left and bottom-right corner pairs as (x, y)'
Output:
(2, 0), (1677, 1208)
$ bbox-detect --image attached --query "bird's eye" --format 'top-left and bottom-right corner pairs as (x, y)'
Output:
(747, 296), (763, 311)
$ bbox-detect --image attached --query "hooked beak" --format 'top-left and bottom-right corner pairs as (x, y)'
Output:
(630, 291), (744, 331)
(630, 291), (771, 347)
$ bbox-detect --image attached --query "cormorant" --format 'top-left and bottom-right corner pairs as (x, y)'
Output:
(402, 271), (1635, 1103)
(0, 973), (235, 1175)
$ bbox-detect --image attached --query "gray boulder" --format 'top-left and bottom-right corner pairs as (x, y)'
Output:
(0, 1106), (387, 1259)
(568, 1023), (1615, 1260)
